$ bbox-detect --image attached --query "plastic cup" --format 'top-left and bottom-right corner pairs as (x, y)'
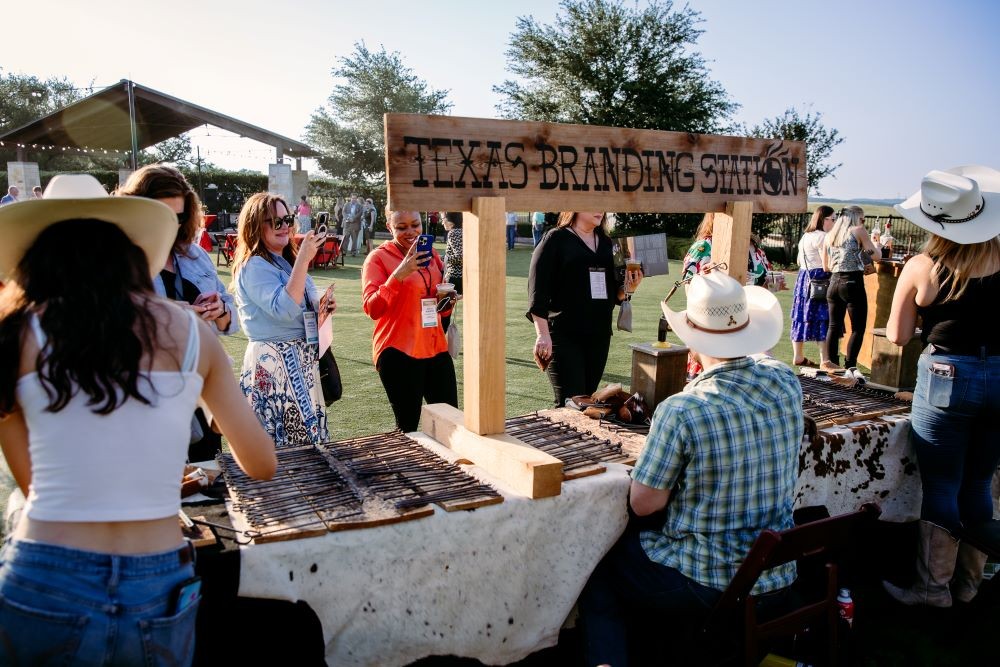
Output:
(436, 282), (456, 299)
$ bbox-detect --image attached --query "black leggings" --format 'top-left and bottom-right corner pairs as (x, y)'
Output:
(825, 271), (868, 367)
(377, 348), (458, 432)
(546, 332), (612, 407)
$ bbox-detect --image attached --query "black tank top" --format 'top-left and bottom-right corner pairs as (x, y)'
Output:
(918, 266), (1000, 354)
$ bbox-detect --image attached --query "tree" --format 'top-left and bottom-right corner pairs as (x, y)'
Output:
(140, 134), (200, 168)
(495, 0), (736, 239)
(306, 43), (452, 184)
(746, 106), (844, 263)
(495, 0), (736, 132)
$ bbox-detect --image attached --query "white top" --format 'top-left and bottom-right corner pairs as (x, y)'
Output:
(19, 311), (203, 522)
(505, 212), (518, 226)
(797, 229), (827, 271)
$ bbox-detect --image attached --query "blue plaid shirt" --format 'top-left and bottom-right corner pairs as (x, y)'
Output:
(632, 356), (803, 593)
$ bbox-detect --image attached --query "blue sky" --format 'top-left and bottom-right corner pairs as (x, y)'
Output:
(5, 0), (998, 199)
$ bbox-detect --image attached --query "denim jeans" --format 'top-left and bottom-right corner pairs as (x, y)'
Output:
(578, 529), (722, 667)
(910, 351), (1000, 532)
(532, 225), (544, 247)
(506, 224), (517, 250)
(0, 539), (199, 666)
(825, 271), (867, 367)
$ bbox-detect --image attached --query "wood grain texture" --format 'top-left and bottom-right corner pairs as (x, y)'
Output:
(421, 403), (563, 499)
(463, 198), (507, 435)
(385, 114), (807, 213)
(711, 201), (754, 285)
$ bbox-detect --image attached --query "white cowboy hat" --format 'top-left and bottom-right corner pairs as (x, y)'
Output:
(894, 165), (1000, 244)
(0, 174), (177, 279)
(662, 270), (782, 358)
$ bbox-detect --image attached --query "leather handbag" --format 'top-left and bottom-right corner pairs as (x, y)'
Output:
(318, 348), (342, 406)
(801, 250), (829, 302)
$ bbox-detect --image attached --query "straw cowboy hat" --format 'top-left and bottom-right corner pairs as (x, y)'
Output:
(662, 270), (782, 358)
(894, 165), (1000, 244)
(0, 174), (177, 279)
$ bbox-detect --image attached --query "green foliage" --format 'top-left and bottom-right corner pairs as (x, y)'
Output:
(306, 43), (452, 184)
(495, 0), (736, 132)
(497, 0), (736, 239)
(140, 134), (201, 169)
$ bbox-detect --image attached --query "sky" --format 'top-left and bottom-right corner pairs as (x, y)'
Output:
(4, 0), (998, 200)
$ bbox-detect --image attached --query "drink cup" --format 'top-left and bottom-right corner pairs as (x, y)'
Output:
(436, 282), (456, 299)
(626, 259), (642, 272)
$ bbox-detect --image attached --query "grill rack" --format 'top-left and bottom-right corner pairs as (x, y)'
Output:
(798, 375), (910, 426)
(320, 431), (502, 512)
(506, 413), (632, 479)
(218, 445), (363, 543)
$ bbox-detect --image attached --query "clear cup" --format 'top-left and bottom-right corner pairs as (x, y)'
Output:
(436, 282), (456, 299)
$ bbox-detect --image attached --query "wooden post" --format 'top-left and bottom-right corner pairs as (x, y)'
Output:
(463, 197), (507, 435)
(710, 201), (754, 284)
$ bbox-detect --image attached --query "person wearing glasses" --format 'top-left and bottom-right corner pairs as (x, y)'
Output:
(362, 209), (457, 432)
(231, 193), (335, 447)
(821, 206), (879, 372)
(790, 205), (836, 368)
(117, 165), (237, 461)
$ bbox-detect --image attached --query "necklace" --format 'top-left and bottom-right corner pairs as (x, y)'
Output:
(569, 225), (597, 252)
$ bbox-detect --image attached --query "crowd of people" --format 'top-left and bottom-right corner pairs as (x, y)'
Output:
(0, 163), (998, 664)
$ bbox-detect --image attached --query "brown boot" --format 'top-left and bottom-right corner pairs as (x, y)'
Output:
(952, 543), (989, 603)
(883, 521), (958, 607)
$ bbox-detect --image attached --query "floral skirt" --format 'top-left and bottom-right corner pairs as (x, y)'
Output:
(240, 339), (328, 448)
(790, 268), (831, 343)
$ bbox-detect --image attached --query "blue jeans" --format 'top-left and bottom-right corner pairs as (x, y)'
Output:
(910, 351), (1000, 532)
(532, 225), (544, 247)
(506, 224), (517, 250)
(578, 529), (722, 667)
(0, 539), (199, 666)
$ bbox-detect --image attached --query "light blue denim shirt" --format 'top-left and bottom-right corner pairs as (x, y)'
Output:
(234, 253), (318, 342)
(152, 244), (239, 335)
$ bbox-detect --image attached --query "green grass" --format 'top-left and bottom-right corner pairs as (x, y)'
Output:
(0, 242), (807, 519)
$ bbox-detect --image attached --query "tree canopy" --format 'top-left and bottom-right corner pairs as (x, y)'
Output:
(746, 107), (843, 197)
(306, 43), (451, 185)
(495, 0), (736, 133)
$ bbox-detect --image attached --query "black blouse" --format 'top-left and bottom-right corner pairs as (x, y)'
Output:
(526, 227), (622, 338)
(918, 266), (1000, 354)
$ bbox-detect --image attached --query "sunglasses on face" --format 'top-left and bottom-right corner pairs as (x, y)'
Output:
(267, 214), (296, 230)
(176, 210), (190, 225)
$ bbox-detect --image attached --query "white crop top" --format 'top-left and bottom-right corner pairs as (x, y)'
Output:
(18, 311), (204, 522)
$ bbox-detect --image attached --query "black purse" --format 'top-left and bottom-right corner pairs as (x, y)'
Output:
(318, 348), (342, 406)
(802, 249), (829, 302)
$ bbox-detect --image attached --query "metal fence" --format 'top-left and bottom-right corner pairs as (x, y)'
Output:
(761, 212), (927, 267)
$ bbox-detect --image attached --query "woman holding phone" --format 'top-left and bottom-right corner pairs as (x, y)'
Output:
(362, 210), (457, 432)
(117, 165), (237, 460)
(231, 193), (335, 448)
(0, 175), (276, 665)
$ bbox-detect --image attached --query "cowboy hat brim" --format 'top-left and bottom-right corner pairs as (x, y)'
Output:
(0, 196), (178, 280)
(662, 285), (783, 358)
(894, 165), (1000, 245)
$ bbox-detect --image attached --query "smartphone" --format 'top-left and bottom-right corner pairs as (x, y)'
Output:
(193, 291), (219, 306)
(172, 576), (202, 614)
(415, 234), (434, 267)
(315, 223), (328, 242)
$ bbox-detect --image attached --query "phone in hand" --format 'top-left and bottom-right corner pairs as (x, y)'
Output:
(193, 291), (219, 307)
(415, 234), (434, 267)
(315, 223), (328, 243)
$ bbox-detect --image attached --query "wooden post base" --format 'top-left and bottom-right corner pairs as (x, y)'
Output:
(421, 404), (563, 499)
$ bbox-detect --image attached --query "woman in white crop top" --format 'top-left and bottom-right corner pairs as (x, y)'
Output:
(0, 175), (276, 666)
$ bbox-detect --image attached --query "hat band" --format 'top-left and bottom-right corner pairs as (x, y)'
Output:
(685, 314), (750, 334)
(919, 197), (985, 229)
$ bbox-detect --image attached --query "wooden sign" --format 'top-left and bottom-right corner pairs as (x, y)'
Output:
(385, 114), (807, 214)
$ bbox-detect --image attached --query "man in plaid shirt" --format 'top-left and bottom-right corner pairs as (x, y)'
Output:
(579, 270), (803, 666)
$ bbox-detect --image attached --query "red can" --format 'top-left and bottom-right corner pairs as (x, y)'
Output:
(837, 588), (854, 628)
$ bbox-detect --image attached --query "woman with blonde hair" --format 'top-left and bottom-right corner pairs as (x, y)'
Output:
(528, 212), (642, 406)
(821, 205), (879, 372)
(0, 175), (275, 665)
(882, 166), (1000, 607)
(231, 193), (335, 447)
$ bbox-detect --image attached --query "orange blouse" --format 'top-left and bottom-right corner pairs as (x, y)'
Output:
(362, 240), (450, 365)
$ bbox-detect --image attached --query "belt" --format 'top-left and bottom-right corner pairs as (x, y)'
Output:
(928, 343), (1000, 359)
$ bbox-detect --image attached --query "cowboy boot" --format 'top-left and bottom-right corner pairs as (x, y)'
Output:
(952, 543), (989, 603)
(883, 521), (959, 607)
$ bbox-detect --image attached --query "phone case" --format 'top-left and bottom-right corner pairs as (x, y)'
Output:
(416, 235), (434, 267)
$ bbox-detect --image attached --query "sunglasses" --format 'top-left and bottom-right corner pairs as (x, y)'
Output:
(267, 214), (296, 230)
(176, 210), (190, 225)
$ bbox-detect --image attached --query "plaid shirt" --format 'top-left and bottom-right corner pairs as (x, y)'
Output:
(632, 356), (803, 593)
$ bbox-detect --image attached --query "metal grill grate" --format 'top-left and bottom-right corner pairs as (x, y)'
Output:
(506, 413), (632, 478)
(799, 375), (911, 426)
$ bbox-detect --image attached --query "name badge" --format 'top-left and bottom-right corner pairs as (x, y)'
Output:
(421, 298), (438, 328)
(589, 268), (608, 300)
(303, 311), (319, 345)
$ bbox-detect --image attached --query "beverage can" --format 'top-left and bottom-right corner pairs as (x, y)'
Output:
(837, 588), (854, 628)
